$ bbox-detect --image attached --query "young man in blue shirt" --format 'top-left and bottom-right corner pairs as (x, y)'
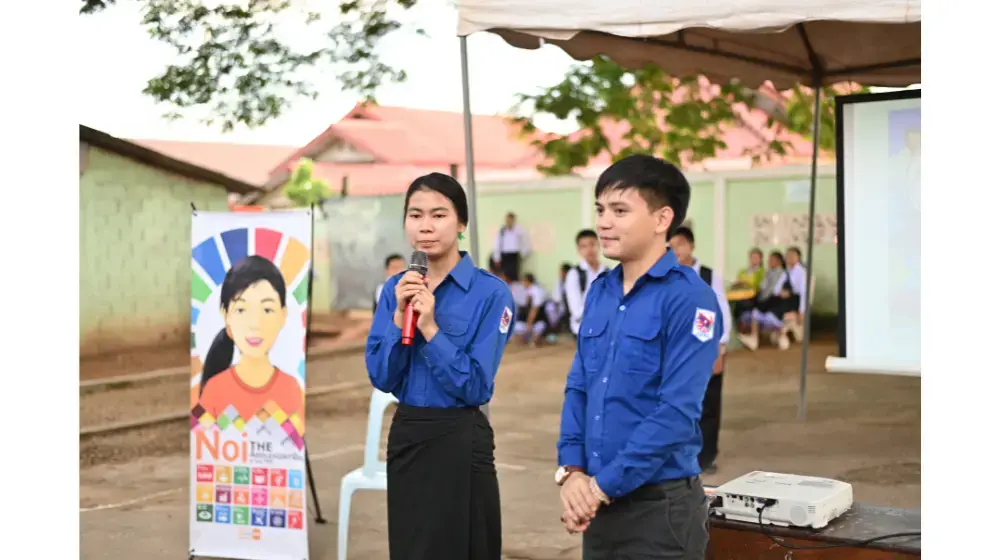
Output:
(554, 155), (722, 559)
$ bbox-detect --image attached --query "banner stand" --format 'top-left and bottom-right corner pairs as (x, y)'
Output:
(189, 447), (325, 560)
(304, 446), (326, 523)
(303, 204), (328, 526)
(227, 203), (328, 526)
(189, 207), (321, 560)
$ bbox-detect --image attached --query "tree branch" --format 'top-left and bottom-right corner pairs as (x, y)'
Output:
(81, 0), (422, 131)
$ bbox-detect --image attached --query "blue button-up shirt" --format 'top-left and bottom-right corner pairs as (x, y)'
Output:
(557, 249), (722, 499)
(366, 252), (515, 407)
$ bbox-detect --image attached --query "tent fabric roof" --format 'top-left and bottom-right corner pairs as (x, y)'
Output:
(456, 0), (921, 89)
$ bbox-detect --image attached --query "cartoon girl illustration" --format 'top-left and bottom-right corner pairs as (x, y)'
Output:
(198, 255), (304, 422)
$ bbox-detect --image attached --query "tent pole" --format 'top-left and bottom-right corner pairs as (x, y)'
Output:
(797, 75), (823, 422)
(460, 35), (480, 267)
(460, 35), (489, 420)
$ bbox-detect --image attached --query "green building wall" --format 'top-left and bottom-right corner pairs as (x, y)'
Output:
(80, 147), (231, 356)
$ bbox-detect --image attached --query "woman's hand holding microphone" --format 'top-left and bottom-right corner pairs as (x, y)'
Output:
(393, 272), (438, 340)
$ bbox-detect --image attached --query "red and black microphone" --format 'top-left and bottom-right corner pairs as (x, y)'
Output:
(401, 250), (429, 346)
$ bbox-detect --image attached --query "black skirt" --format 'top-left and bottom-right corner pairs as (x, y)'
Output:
(760, 294), (801, 317)
(386, 404), (501, 560)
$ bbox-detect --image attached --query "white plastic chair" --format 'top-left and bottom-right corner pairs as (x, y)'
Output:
(338, 389), (398, 560)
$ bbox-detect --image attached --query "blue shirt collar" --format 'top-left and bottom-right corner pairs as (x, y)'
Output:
(609, 248), (680, 288)
(447, 251), (475, 291)
(647, 248), (680, 278)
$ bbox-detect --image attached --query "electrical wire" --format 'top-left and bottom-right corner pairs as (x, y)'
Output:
(754, 500), (921, 550)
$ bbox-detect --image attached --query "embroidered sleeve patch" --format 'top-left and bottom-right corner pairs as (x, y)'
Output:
(692, 308), (716, 342)
(499, 306), (513, 334)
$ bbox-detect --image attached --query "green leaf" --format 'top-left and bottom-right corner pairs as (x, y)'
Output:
(284, 159), (332, 207)
(514, 54), (870, 173)
(83, 0), (421, 131)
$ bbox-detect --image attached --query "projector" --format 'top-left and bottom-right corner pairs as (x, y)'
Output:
(712, 471), (853, 529)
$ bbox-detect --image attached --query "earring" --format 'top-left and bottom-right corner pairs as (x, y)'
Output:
(458, 232), (465, 240)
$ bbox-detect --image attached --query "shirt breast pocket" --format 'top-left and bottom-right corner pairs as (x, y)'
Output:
(436, 313), (472, 348)
(579, 318), (608, 373)
(621, 319), (663, 375)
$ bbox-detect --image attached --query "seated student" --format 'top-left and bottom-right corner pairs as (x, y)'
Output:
(373, 253), (406, 312)
(737, 251), (791, 350)
(779, 246), (808, 341)
(750, 247), (807, 350)
(732, 247), (766, 291)
(546, 263), (573, 335)
(511, 273), (550, 345)
(731, 247), (766, 319)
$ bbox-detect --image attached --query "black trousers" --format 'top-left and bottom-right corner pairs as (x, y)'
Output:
(583, 476), (709, 559)
(499, 251), (521, 281)
(698, 372), (723, 468)
(386, 405), (501, 560)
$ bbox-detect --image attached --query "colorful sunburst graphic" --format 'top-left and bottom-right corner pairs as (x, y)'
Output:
(188, 226), (310, 450)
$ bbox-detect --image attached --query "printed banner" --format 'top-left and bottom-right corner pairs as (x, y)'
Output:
(189, 210), (312, 560)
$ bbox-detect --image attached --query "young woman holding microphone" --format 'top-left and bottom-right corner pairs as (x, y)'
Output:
(366, 172), (515, 560)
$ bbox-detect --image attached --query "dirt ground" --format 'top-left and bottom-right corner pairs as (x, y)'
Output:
(79, 340), (920, 559)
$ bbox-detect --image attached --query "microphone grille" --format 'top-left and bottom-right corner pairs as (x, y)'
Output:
(409, 250), (428, 274)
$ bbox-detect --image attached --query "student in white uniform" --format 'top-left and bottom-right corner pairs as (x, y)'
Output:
(668, 226), (731, 473)
(511, 273), (549, 345)
(544, 263), (572, 336)
(781, 246), (808, 341)
(491, 212), (530, 281)
(373, 253), (406, 312)
(563, 229), (609, 338)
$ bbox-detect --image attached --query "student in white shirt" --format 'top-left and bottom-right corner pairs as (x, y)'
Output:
(491, 212), (530, 281)
(372, 253), (406, 312)
(563, 229), (609, 337)
(668, 226), (731, 473)
(511, 273), (549, 345)
(779, 246), (808, 341)
(786, 248), (807, 304)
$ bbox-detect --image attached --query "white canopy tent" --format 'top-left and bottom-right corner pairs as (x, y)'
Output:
(454, 0), (921, 419)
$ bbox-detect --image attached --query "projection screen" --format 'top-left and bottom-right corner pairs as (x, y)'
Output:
(830, 89), (921, 376)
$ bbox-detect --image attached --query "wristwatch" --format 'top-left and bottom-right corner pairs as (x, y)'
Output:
(555, 465), (584, 486)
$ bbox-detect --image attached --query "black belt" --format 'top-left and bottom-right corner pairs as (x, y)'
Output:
(615, 476), (701, 504)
